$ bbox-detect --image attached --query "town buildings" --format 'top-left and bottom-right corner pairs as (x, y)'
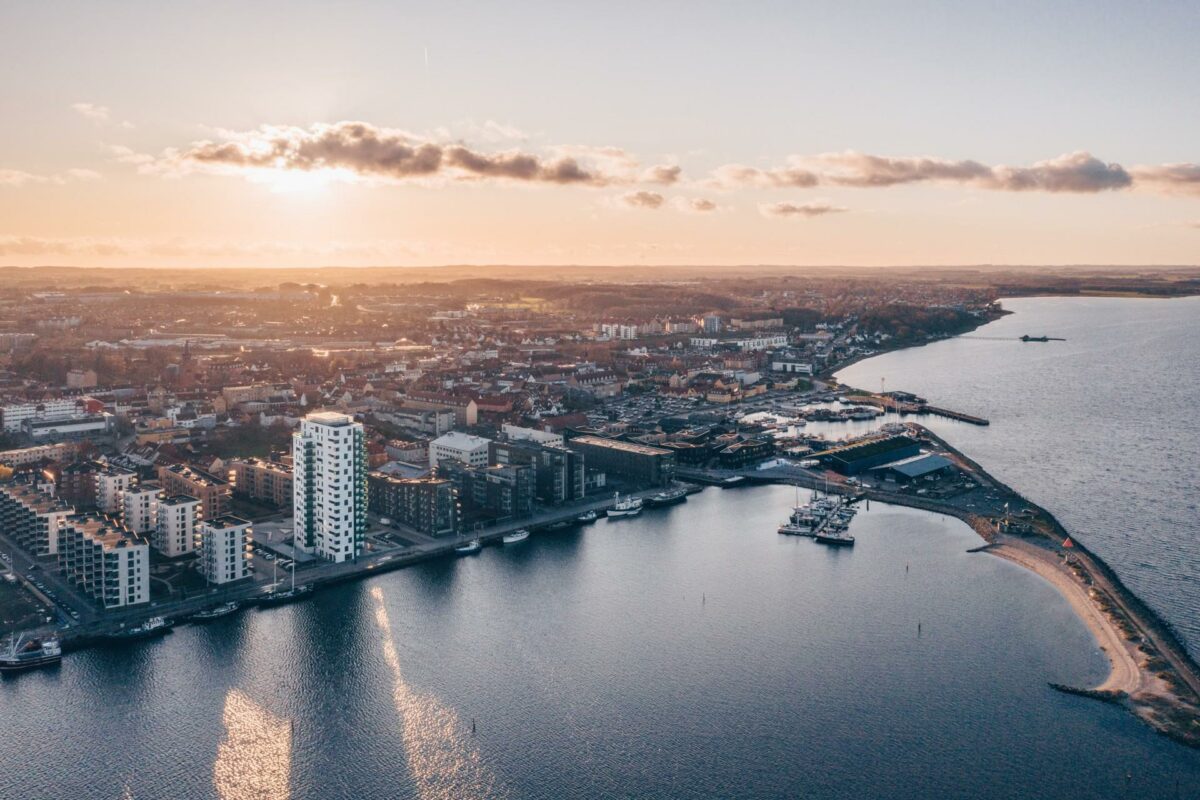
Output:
(429, 431), (490, 469)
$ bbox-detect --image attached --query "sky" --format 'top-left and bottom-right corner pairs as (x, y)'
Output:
(1, 0), (1199, 268)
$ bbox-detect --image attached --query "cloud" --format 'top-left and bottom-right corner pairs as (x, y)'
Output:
(714, 150), (1134, 194)
(709, 161), (819, 189)
(620, 190), (665, 209)
(152, 122), (665, 188)
(641, 164), (683, 185)
(71, 101), (134, 129)
(759, 200), (847, 218)
(1130, 162), (1200, 195)
(673, 196), (720, 213)
(0, 167), (101, 187)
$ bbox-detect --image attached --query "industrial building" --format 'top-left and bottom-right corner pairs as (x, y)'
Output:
(565, 435), (676, 487)
(819, 436), (921, 475)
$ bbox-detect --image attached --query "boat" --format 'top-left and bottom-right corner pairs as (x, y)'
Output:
(1020, 334), (1050, 342)
(257, 583), (314, 607)
(0, 635), (62, 673)
(258, 558), (314, 607)
(645, 487), (688, 508)
(576, 510), (599, 524)
(502, 529), (531, 544)
(454, 539), (483, 555)
(606, 492), (644, 518)
(777, 520), (814, 536)
(112, 616), (172, 640)
(815, 530), (855, 546)
(189, 601), (239, 622)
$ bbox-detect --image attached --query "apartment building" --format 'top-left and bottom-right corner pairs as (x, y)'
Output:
(292, 412), (367, 563)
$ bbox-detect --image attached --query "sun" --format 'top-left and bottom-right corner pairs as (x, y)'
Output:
(252, 168), (334, 195)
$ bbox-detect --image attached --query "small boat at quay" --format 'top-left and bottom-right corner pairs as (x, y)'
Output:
(502, 529), (531, 544)
(455, 539), (483, 555)
(189, 602), (239, 622)
(0, 635), (62, 673)
(645, 487), (689, 508)
(111, 616), (172, 640)
(576, 510), (600, 524)
(607, 492), (644, 518)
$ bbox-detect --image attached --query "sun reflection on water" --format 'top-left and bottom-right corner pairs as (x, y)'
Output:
(370, 586), (506, 800)
(213, 688), (293, 800)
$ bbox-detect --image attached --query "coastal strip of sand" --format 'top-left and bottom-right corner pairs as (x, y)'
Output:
(988, 540), (1140, 694)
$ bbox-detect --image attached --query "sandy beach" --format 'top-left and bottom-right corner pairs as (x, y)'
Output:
(988, 540), (1141, 694)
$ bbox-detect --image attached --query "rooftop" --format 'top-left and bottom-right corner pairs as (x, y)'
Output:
(568, 435), (672, 457)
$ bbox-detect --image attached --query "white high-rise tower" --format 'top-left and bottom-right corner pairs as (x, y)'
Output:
(292, 411), (367, 563)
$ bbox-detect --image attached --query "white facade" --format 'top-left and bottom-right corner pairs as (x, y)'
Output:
(429, 432), (491, 469)
(198, 516), (253, 584)
(122, 484), (159, 534)
(153, 495), (200, 557)
(57, 516), (149, 608)
(1, 398), (84, 432)
(501, 424), (564, 447)
(95, 467), (136, 514)
(292, 412), (367, 563)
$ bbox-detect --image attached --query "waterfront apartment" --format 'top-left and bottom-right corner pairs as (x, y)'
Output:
(366, 473), (460, 537)
(228, 457), (293, 507)
(153, 495), (200, 557)
(197, 515), (252, 584)
(489, 439), (585, 505)
(436, 460), (535, 522)
(121, 482), (159, 535)
(94, 464), (136, 514)
(0, 482), (72, 556)
(156, 463), (231, 520)
(292, 411), (367, 563)
(57, 514), (149, 608)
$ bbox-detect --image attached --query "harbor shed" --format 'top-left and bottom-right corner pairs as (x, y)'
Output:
(870, 453), (955, 484)
(818, 435), (921, 475)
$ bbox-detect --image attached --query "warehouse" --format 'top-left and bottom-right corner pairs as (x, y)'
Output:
(818, 435), (920, 475)
(566, 435), (675, 487)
